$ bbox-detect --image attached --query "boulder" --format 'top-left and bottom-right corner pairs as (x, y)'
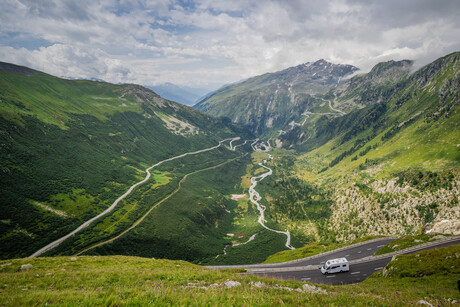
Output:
(20, 264), (33, 271)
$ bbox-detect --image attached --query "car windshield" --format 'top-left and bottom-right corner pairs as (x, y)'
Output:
(322, 264), (329, 270)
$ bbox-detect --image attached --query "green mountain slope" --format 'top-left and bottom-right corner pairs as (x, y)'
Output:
(331, 59), (414, 111)
(260, 52), (459, 243)
(194, 60), (358, 136)
(0, 62), (253, 260)
(277, 59), (415, 148)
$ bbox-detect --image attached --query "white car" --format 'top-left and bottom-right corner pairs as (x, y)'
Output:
(321, 257), (350, 274)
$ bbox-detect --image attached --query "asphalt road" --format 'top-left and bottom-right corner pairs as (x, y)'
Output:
(251, 257), (392, 285)
(207, 237), (396, 270)
(265, 237), (396, 268)
(247, 237), (460, 285)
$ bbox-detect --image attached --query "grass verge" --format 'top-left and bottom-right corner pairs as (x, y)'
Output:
(1, 245), (459, 306)
(263, 236), (385, 263)
(374, 233), (451, 255)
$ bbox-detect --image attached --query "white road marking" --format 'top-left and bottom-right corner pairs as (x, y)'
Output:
(345, 254), (350, 257)
(357, 250), (362, 253)
(377, 245), (385, 248)
(301, 278), (311, 281)
(320, 261), (325, 264)
(374, 267), (384, 271)
(326, 275), (336, 278)
(351, 272), (360, 275)
(367, 248), (372, 250)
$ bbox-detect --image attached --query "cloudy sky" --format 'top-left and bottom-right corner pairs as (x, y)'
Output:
(1, 0), (459, 90)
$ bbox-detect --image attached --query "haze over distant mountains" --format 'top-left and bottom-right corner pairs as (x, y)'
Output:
(148, 83), (213, 106)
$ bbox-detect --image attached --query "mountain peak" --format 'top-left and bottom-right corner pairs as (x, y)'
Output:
(195, 59), (359, 135)
(369, 59), (413, 75)
(312, 59), (328, 65)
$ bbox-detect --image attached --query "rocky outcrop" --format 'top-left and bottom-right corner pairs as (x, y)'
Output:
(328, 175), (460, 241)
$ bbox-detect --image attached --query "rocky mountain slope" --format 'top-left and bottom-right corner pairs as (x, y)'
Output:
(263, 52), (459, 242)
(0, 62), (252, 259)
(194, 60), (358, 136)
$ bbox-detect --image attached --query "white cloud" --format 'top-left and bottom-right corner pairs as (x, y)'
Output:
(1, 0), (459, 88)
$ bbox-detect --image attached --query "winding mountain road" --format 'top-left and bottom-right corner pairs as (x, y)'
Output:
(29, 137), (239, 258)
(248, 154), (294, 250)
(328, 99), (346, 115)
(208, 236), (460, 285)
(76, 154), (246, 256)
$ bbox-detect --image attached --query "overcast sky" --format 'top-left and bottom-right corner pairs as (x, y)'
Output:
(1, 0), (459, 90)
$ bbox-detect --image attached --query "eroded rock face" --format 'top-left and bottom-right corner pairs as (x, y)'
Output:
(328, 175), (460, 241)
(426, 219), (460, 235)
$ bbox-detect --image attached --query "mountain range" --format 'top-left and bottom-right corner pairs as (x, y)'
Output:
(194, 59), (358, 135)
(195, 52), (459, 248)
(0, 52), (458, 264)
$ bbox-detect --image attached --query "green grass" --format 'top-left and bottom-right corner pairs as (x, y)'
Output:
(79, 152), (252, 263)
(374, 233), (451, 255)
(0, 70), (142, 128)
(263, 236), (384, 263)
(0, 64), (253, 260)
(1, 245), (459, 306)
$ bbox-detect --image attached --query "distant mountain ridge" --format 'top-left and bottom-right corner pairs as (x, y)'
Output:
(148, 83), (211, 106)
(194, 59), (358, 135)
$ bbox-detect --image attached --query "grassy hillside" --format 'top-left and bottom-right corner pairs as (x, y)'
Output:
(269, 52), (459, 243)
(0, 245), (458, 306)
(293, 53), (459, 240)
(0, 62), (253, 260)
